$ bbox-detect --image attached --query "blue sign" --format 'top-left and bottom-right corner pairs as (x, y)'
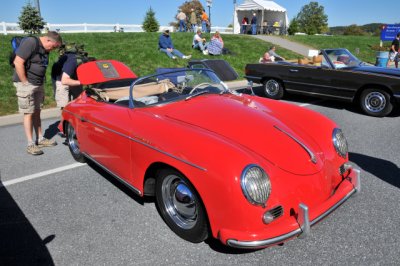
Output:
(380, 24), (400, 41)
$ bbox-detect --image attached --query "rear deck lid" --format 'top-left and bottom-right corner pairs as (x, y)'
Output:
(77, 60), (137, 85)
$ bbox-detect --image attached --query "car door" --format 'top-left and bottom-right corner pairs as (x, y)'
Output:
(75, 60), (138, 181)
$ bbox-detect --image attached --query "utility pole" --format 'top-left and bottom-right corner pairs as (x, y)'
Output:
(35, 0), (41, 16)
(206, 0), (212, 26)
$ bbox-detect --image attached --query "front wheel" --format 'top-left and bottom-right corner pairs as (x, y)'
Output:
(155, 169), (209, 243)
(360, 88), (393, 117)
(263, 79), (284, 99)
(66, 122), (86, 163)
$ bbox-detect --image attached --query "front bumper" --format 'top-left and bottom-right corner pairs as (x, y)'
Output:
(225, 167), (361, 249)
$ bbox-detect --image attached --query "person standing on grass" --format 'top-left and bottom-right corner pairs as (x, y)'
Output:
(251, 13), (257, 35)
(387, 32), (400, 68)
(13, 31), (62, 155)
(201, 9), (209, 33)
(190, 8), (197, 32)
(176, 9), (187, 32)
(158, 29), (192, 60)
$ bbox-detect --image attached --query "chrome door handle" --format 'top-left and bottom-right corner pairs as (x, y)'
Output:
(289, 69), (299, 73)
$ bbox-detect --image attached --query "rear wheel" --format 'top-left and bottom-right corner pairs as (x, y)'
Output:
(360, 88), (393, 117)
(155, 169), (209, 243)
(263, 79), (284, 99)
(66, 122), (86, 163)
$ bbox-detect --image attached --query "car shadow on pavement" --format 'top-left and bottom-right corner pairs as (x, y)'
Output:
(43, 120), (61, 140)
(0, 181), (55, 265)
(86, 161), (153, 205)
(349, 152), (400, 189)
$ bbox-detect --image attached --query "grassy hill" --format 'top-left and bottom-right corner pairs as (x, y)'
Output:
(0, 32), (299, 116)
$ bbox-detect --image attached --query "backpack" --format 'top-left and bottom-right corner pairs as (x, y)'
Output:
(9, 36), (40, 68)
(58, 42), (95, 65)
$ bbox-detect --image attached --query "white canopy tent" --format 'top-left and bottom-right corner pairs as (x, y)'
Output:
(233, 0), (288, 34)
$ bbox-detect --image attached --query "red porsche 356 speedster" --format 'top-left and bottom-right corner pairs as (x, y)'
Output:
(59, 60), (360, 249)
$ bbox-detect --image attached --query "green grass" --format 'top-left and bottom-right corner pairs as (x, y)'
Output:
(286, 35), (391, 63)
(0, 32), (300, 116)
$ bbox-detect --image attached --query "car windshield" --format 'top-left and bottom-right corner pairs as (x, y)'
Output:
(122, 69), (227, 107)
(324, 49), (362, 69)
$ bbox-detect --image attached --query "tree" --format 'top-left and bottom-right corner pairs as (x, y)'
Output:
(170, 0), (205, 30)
(343, 24), (366, 36)
(287, 18), (299, 35)
(296, 2), (328, 35)
(142, 7), (160, 32)
(18, 3), (46, 34)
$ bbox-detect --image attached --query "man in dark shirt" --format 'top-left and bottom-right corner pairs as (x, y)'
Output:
(251, 13), (257, 35)
(51, 53), (82, 109)
(388, 33), (400, 68)
(13, 31), (62, 155)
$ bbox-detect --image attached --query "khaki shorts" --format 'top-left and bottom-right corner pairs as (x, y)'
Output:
(54, 81), (83, 108)
(14, 82), (44, 114)
(54, 80), (69, 108)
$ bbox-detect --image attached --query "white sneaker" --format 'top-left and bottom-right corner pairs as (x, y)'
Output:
(202, 50), (208, 55)
(183, 55), (192, 59)
(172, 56), (177, 60)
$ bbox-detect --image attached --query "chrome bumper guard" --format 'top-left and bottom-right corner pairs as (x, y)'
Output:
(227, 167), (361, 249)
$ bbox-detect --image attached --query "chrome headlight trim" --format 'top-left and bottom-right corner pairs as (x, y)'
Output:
(241, 164), (271, 207)
(332, 128), (348, 158)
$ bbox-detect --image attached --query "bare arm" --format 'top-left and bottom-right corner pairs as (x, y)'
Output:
(14, 56), (28, 84)
(61, 72), (81, 86)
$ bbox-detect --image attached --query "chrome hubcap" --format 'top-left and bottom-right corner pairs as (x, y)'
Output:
(365, 92), (386, 113)
(67, 124), (80, 155)
(161, 175), (197, 229)
(265, 80), (280, 96)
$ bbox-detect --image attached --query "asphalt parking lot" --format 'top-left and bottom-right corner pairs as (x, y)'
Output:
(1, 88), (399, 265)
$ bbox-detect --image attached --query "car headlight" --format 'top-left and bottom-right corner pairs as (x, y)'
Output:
(241, 165), (271, 207)
(332, 128), (348, 158)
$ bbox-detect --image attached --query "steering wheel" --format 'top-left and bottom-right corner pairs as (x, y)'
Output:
(189, 82), (213, 94)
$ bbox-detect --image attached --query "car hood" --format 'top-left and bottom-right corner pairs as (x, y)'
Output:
(350, 65), (400, 78)
(161, 94), (325, 175)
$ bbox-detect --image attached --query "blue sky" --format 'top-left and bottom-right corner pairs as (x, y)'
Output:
(1, 0), (399, 27)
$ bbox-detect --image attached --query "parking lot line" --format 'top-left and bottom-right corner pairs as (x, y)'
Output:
(1, 162), (86, 188)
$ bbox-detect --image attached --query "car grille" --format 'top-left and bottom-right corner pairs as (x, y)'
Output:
(269, 205), (283, 219)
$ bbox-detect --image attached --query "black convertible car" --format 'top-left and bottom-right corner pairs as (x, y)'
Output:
(245, 48), (400, 117)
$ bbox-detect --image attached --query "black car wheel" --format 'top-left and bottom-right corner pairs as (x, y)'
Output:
(66, 122), (86, 163)
(263, 79), (284, 99)
(156, 168), (209, 243)
(360, 88), (393, 117)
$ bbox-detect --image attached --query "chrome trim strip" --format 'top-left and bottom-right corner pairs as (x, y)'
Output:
(244, 75), (263, 81)
(274, 125), (317, 164)
(285, 88), (353, 101)
(83, 152), (142, 196)
(298, 204), (310, 238)
(226, 188), (356, 249)
(63, 110), (206, 171)
(284, 81), (355, 92)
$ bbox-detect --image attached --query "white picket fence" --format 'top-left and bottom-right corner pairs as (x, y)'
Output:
(1, 22), (232, 35)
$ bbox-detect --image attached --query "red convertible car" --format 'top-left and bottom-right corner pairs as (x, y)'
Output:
(59, 60), (360, 249)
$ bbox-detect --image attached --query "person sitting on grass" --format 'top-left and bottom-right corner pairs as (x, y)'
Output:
(192, 29), (209, 55)
(158, 29), (191, 60)
(268, 46), (285, 61)
(208, 31), (224, 55)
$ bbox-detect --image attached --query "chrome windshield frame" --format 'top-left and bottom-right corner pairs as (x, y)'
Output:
(128, 68), (226, 108)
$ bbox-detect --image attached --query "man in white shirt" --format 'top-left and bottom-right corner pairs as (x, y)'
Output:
(192, 29), (209, 55)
